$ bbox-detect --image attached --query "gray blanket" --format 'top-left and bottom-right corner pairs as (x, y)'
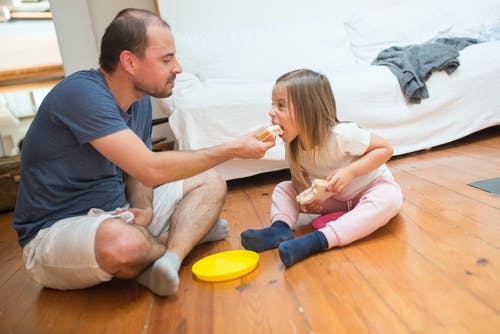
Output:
(372, 37), (478, 103)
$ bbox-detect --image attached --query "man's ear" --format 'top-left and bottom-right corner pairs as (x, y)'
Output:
(119, 50), (137, 75)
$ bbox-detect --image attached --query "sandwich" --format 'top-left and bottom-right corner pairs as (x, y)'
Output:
(257, 125), (284, 142)
(296, 179), (333, 205)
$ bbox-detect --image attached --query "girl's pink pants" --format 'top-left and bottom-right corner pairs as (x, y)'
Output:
(270, 177), (403, 248)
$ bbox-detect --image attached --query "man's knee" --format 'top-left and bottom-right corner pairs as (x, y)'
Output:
(95, 218), (153, 275)
(204, 168), (227, 198)
(186, 168), (227, 200)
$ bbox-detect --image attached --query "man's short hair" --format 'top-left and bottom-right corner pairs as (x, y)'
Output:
(99, 8), (170, 73)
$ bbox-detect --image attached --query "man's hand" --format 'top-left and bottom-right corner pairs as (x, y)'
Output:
(229, 128), (276, 160)
(127, 207), (153, 228)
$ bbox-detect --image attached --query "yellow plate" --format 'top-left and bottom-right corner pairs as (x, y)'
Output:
(192, 250), (259, 282)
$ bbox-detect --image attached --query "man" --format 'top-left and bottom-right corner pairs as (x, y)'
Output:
(13, 8), (274, 297)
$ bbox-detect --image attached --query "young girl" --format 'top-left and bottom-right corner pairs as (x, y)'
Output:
(241, 69), (403, 267)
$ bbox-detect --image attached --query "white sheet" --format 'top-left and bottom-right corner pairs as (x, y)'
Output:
(334, 41), (500, 154)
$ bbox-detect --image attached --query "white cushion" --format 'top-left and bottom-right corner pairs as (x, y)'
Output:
(173, 17), (355, 82)
(344, 1), (453, 64)
(441, 0), (500, 38)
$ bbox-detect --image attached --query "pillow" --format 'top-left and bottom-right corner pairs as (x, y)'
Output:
(344, 1), (453, 64)
(174, 17), (355, 82)
(171, 72), (202, 95)
(441, 0), (500, 38)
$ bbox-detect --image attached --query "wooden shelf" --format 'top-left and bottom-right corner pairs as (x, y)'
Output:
(0, 64), (64, 90)
(10, 11), (52, 20)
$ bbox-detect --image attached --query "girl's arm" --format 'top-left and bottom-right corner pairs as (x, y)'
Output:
(326, 133), (393, 193)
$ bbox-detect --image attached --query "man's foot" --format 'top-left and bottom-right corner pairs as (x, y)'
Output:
(136, 252), (180, 296)
(198, 218), (230, 244)
(241, 221), (294, 252)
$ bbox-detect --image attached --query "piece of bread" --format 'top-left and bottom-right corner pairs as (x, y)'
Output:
(257, 125), (284, 142)
(296, 179), (333, 205)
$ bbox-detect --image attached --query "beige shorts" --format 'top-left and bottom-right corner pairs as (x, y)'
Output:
(22, 180), (184, 290)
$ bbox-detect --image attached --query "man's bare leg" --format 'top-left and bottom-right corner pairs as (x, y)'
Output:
(136, 169), (226, 296)
(158, 218), (230, 246)
(95, 217), (167, 278)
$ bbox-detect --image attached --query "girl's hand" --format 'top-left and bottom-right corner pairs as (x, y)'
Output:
(300, 200), (323, 214)
(326, 167), (354, 193)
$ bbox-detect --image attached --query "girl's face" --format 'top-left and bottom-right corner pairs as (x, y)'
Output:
(270, 84), (299, 143)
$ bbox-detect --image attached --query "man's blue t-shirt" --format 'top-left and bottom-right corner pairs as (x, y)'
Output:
(13, 69), (152, 247)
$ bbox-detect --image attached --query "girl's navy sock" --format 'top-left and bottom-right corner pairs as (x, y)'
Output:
(241, 220), (294, 252)
(278, 231), (328, 267)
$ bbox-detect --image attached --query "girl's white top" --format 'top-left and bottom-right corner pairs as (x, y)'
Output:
(296, 122), (394, 200)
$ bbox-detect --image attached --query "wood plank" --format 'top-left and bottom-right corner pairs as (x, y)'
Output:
(0, 211), (24, 287)
(238, 172), (410, 333)
(147, 185), (312, 333)
(416, 314), (500, 334)
(391, 169), (500, 247)
(390, 202), (500, 311)
(0, 128), (498, 333)
(0, 268), (46, 333)
(10, 11), (53, 20)
(342, 232), (495, 332)
(210, 183), (310, 334)
(0, 64), (64, 84)
(390, 150), (499, 208)
(284, 245), (410, 333)
(65, 281), (151, 334)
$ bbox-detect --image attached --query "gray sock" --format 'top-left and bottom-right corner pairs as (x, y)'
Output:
(198, 218), (229, 245)
(136, 252), (180, 296)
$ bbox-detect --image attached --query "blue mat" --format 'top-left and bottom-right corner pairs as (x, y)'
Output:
(468, 177), (500, 196)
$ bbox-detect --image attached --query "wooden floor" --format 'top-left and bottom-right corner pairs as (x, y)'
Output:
(1, 127), (499, 334)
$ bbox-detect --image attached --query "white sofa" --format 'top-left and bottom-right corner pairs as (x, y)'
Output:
(157, 0), (500, 180)
(46, 0), (500, 180)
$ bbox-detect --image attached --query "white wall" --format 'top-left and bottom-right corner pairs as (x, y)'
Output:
(157, 0), (409, 33)
(50, 0), (157, 75)
(49, 0), (171, 138)
(50, 0), (447, 144)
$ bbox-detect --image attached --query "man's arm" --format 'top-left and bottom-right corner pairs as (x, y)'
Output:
(123, 172), (154, 227)
(90, 127), (274, 188)
(124, 173), (153, 209)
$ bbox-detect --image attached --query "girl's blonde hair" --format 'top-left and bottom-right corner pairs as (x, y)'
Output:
(275, 69), (338, 188)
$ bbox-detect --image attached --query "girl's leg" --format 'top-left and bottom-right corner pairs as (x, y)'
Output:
(241, 181), (299, 252)
(279, 177), (402, 267)
(279, 230), (329, 267)
(320, 177), (403, 248)
(269, 181), (302, 227)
